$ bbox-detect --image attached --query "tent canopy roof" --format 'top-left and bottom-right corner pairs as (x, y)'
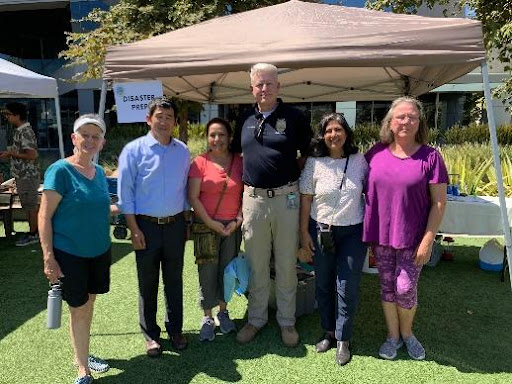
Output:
(104, 0), (486, 103)
(0, 57), (58, 99)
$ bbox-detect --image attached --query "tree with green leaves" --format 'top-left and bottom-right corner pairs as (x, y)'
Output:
(60, 0), (289, 81)
(365, 0), (512, 107)
(60, 0), (290, 141)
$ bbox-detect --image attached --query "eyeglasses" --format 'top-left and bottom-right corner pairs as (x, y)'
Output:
(393, 114), (419, 123)
(252, 81), (277, 90)
(254, 115), (265, 142)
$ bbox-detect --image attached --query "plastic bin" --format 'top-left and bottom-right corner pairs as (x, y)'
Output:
(269, 272), (316, 317)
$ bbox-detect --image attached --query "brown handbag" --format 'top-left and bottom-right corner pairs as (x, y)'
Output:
(191, 155), (235, 264)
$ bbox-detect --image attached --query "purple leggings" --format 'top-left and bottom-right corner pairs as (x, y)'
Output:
(373, 245), (423, 309)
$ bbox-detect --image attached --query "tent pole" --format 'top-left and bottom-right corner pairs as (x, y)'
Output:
(434, 92), (440, 131)
(481, 61), (512, 290)
(94, 79), (108, 164)
(54, 96), (64, 159)
(99, 79), (108, 118)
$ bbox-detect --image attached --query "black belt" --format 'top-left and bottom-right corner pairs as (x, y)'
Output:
(137, 212), (182, 225)
(244, 181), (299, 198)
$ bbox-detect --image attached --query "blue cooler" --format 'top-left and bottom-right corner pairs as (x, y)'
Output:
(479, 238), (503, 272)
(106, 177), (118, 195)
(106, 177), (128, 240)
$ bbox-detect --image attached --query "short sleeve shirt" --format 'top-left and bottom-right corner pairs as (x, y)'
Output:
(232, 100), (312, 188)
(300, 153), (368, 226)
(44, 159), (111, 258)
(363, 143), (449, 249)
(11, 122), (39, 179)
(188, 153), (243, 220)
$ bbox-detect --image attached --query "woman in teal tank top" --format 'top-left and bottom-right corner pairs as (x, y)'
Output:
(39, 114), (112, 384)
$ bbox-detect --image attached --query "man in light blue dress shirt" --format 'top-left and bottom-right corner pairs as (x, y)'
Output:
(117, 98), (191, 357)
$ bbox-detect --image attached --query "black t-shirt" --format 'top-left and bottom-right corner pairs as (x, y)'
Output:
(232, 100), (312, 188)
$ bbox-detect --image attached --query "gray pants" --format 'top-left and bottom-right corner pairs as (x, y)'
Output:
(16, 176), (40, 210)
(198, 225), (242, 310)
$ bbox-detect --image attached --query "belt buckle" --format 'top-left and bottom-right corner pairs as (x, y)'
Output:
(247, 186), (256, 197)
(267, 189), (275, 198)
(157, 217), (166, 225)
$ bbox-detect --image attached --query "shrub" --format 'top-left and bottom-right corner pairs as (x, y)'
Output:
(439, 143), (512, 197)
(353, 123), (379, 146)
(443, 122), (512, 145)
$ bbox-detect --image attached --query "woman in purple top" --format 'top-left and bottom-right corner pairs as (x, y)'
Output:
(363, 97), (448, 361)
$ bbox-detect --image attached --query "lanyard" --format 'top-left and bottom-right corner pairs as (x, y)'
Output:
(339, 156), (350, 190)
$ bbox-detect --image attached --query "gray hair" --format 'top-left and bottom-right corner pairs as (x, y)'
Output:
(250, 63), (278, 84)
(379, 96), (428, 145)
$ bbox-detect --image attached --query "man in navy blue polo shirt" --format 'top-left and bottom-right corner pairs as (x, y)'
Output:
(232, 63), (312, 347)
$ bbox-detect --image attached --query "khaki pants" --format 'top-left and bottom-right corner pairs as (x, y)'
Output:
(242, 185), (299, 328)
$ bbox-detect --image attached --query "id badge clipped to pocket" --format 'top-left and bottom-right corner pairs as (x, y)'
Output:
(286, 192), (299, 209)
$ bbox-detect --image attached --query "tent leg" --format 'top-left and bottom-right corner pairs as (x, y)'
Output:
(434, 92), (440, 131)
(94, 80), (108, 164)
(481, 61), (512, 290)
(98, 80), (108, 118)
(54, 96), (64, 159)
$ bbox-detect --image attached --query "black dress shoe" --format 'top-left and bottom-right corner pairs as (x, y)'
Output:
(315, 333), (336, 353)
(336, 341), (351, 366)
(170, 333), (188, 351)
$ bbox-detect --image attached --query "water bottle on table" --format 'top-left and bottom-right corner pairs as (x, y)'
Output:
(448, 174), (460, 197)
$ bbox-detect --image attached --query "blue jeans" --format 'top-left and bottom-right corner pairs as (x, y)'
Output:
(309, 218), (367, 341)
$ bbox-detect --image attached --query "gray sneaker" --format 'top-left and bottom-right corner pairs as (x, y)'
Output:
(217, 310), (236, 334)
(87, 355), (109, 373)
(73, 355), (109, 373)
(74, 375), (93, 384)
(15, 233), (39, 247)
(199, 316), (215, 342)
(404, 335), (425, 360)
(378, 337), (404, 360)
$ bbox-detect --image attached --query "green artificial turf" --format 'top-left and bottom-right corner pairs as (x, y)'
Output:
(1, 224), (511, 384)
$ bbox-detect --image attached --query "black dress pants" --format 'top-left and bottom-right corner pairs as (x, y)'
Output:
(135, 214), (186, 342)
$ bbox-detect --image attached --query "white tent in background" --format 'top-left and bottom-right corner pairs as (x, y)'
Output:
(0, 58), (64, 158)
(101, 0), (512, 288)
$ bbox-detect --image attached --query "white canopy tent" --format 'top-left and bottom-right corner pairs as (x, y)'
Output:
(101, 0), (512, 287)
(0, 58), (64, 158)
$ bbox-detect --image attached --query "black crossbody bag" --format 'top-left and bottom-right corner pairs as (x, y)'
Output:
(317, 156), (349, 255)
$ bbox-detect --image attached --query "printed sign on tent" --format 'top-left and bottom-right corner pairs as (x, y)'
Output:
(113, 81), (163, 123)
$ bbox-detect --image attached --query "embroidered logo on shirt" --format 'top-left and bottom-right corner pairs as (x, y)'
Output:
(275, 118), (287, 133)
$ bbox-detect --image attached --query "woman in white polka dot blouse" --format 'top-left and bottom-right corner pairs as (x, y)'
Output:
(299, 112), (368, 366)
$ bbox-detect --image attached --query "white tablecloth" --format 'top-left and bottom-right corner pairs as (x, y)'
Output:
(439, 196), (512, 236)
